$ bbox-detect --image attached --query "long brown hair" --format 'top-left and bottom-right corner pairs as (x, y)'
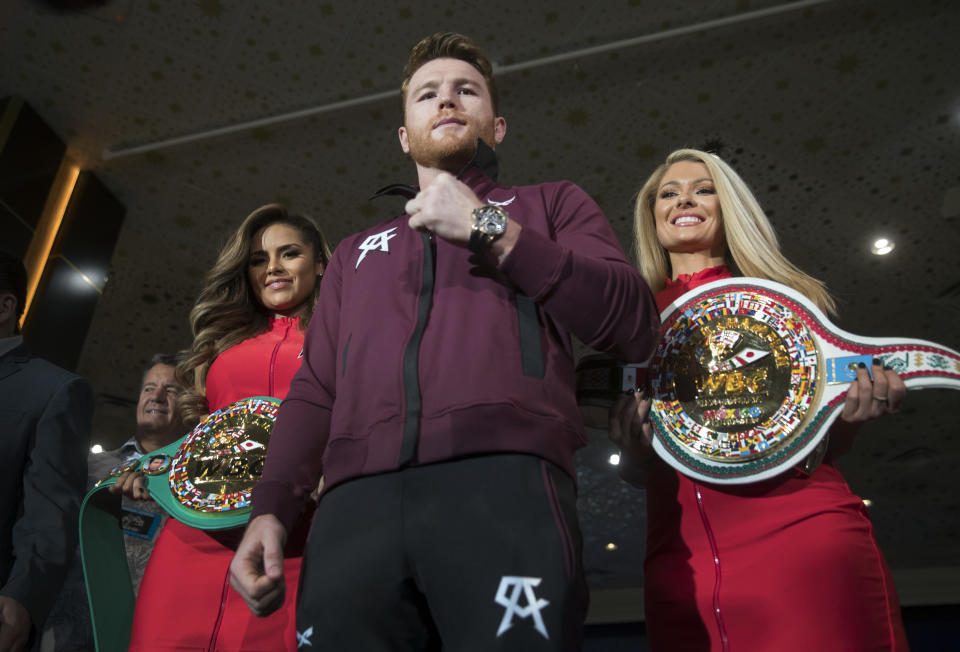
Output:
(634, 149), (837, 315)
(176, 204), (332, 425)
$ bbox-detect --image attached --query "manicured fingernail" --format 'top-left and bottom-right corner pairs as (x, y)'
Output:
(857, 362), (866, 369)
(872, 358), (882, 366)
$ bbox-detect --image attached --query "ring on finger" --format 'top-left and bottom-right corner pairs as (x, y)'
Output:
(872, 395), (888, 402)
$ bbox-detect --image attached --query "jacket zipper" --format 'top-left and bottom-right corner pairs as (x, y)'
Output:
(208, 319), (292, 650)
(397, 233), (435, 466)
(695, 484), (730, 652)
(268, 319), (292, 397)
(514, 293), (545, 378)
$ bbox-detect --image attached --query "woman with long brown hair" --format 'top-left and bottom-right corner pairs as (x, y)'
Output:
(124, 204), (330, 651)
(611, 149), (909, 651)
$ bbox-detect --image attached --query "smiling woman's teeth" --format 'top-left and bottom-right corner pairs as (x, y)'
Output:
(674, 216), (703, 226)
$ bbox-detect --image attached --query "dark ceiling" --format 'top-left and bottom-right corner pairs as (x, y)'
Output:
(2, 0), (959, 618)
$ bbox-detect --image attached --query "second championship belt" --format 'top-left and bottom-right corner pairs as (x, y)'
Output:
(648, 278), (960, 484)
(88, 396), (281, 528)
(80, 397), (281, 652)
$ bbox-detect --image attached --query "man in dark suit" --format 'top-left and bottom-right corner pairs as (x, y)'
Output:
(0, 251), (93, 651)
(39, 352), (185, 651)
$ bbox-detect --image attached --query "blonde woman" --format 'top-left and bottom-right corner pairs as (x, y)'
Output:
(611, 149), (909, 651)
(126, 205), (330, 651)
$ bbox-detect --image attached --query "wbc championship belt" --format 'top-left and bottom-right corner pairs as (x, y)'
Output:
(79, 397), (280, 652)
(576, 278), (960, 485)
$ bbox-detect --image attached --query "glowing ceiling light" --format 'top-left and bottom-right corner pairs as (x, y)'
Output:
(871, 238), (894, 255)
(90, 444), (103, 454)
(608, 453), (621, 465)
(862, 498), (873, 508)
(21, 159), (80, 328)
(605, 542), (618, 551)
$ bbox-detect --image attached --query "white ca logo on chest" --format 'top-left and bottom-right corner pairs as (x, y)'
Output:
(356, 227), (399, 269)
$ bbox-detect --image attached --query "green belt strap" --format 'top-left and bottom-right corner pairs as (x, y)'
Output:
(79, 486), (133, 652)
(79, 432), (254, 651)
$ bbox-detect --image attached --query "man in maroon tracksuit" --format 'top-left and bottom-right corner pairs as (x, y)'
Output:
(231, 32), (660, 651)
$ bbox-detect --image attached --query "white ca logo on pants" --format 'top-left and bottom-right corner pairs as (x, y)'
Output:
(296, 626), (313, 647)
(494, 576), (550, 639)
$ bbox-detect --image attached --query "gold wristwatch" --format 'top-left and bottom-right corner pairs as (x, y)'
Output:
(468, 204), (509, 254)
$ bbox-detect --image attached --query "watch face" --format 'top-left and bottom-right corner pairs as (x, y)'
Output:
(480, 219), (502, 235)
(477, 206), (507, 235)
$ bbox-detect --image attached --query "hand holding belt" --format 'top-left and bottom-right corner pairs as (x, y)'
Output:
(79, 397), (281, 651)
(576, 278), (960, 484)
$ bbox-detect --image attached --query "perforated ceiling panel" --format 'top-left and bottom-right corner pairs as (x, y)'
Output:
(1, 0), (958, 599)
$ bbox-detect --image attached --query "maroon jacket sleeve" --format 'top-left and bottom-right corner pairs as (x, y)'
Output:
(250, 241), (345, 533)
(499, 182), (660, 362)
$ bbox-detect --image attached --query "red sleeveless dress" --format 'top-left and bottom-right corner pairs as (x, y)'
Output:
(644, 267), (909, 651)
(129, 317), (306, 651)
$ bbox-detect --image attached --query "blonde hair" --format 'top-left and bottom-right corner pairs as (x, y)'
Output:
(634, 149), (837, 315)
(176, 204), (332, 425)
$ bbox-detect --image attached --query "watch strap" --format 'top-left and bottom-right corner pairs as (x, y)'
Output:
(468, 227), (495, 254)
(468, 205), (507, 254)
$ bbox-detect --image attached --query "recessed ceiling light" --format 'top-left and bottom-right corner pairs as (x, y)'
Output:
(871, 238), (894, 255)
(608, 453), (621, 465)
(605, 542), (618, 551)
(862, 498), (873, 508)
(90, 444), (103, 454)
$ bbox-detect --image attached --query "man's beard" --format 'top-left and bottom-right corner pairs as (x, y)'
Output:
(405, 114), (493, 173)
